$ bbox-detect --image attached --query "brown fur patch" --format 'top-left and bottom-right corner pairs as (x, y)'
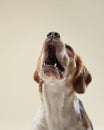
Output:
(73, 55), (92, 94)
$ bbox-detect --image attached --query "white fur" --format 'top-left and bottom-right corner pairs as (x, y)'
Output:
(33, 39), (92, 130)
(33, 80), (91, 130)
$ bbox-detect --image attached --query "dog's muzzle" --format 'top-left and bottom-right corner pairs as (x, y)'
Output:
(42, 32), (65, 79)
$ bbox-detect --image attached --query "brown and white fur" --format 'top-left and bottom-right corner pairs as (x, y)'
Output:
(32, 32), (93, 130)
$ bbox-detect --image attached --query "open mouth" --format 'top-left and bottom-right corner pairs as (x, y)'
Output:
(42, 44), (65, 78)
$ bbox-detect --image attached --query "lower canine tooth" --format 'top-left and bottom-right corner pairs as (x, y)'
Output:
(54, 63), (57, 67)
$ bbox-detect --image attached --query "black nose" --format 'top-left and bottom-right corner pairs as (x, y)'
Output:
(47, 32), (60, 39)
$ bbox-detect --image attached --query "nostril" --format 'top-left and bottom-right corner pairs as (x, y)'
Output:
(47, 32), (60, 39)
(54, 32), (60, 38)
(47, 32), (52, 37)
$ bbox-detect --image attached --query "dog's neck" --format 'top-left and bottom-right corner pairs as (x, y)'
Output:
(41, 80), (82, 130)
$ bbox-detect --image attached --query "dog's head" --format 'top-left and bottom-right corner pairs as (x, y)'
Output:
(34, 32), (92, 94)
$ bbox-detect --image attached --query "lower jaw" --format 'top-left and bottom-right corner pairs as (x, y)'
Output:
(43, 71), (64, 80)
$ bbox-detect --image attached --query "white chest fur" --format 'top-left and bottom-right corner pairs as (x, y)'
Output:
(42, 80), (87, 130)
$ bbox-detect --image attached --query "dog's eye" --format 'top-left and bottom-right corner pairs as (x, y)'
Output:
(65, 44), (73, 52)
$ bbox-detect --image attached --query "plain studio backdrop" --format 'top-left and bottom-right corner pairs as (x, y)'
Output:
(0, 0), (104, 130)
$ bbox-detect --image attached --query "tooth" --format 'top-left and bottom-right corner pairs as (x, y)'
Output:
(54, 63), (57, 67)
(43, 63), (45, 66)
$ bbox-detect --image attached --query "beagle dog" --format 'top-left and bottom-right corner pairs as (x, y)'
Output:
(33, 32), (93, 130)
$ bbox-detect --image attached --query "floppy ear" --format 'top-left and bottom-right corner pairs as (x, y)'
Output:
(73, 55), (92, 94)
(33, 54), (44, 93)
(33, 54), (42, 84)
(33, 70), (40, 84)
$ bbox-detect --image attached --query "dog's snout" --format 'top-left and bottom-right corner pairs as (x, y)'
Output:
(47, 32), (60, 39)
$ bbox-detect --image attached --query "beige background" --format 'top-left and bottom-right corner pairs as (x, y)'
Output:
(0, 0), (104, 129)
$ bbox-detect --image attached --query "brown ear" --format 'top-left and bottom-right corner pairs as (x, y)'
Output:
(33, 54), (42, 84)
(73, 55), (92, 94)
(33, 68), (43, 93)
(33, 70), (40, 84)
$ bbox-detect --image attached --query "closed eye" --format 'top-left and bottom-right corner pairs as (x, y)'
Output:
(65, 44), (73, 52)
